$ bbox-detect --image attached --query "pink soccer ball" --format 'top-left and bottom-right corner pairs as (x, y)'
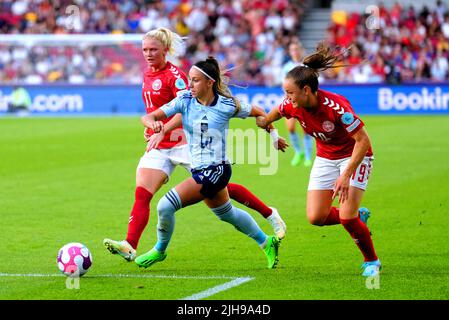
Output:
(57, 242), (92, 277)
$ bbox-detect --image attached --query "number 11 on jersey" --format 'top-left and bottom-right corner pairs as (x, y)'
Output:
(144, 92), (153, 110)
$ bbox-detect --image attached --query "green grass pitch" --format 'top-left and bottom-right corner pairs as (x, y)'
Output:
(0, 115), (448, 300)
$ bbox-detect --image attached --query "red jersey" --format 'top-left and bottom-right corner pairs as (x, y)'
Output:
(142, 61), (188, 149)
(278, 89), (373, 160)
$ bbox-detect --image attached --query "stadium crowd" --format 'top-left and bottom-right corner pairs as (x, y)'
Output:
(325, 0), (449, 83)
(0, 0), (448, 85)
(0, 0), (306, 85)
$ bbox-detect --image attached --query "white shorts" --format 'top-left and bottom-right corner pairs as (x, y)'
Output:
(308, 156), (374, 191)
(137, 144), (191, 181)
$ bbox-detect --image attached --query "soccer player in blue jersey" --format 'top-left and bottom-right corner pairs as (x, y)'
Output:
(135, 56), (283, 269)
(103, 28), (287, 264)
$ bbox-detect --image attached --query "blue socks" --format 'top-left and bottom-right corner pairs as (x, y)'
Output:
(212, 200), (267, 245)
(289, 132), (301, 154)
(154, 190), (268, 253)
(154, 189), (182, 253)
(303, 134), (313, 161)
(290, 132), (313, 161)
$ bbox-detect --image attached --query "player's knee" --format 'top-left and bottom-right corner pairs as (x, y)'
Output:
(212, 201), (234, 222)
(157, 197), (174, 220)
(306, 212), (326, 226)
(134, 186), (152, 201)
(157, 190), (181, 217)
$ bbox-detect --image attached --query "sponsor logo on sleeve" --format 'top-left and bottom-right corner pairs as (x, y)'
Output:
(346, 119), (361, 133)
(341, 112), (355, 125)
(175, 78), (186, 89)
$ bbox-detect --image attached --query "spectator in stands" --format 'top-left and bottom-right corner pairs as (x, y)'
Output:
(431, 49), (449, 81)
(0, 0), (307, 85)
(327, 1), (449, 83)
(1, 0), (448, 84)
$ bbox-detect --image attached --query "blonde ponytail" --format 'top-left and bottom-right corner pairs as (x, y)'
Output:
(143, 27), (186, 57)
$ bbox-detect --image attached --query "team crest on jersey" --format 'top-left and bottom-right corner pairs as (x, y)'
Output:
(175, 78), (186, 89)
(322, 120), (335, 132)
(341, 112), (354, 125)
(152, 79), (162, 91)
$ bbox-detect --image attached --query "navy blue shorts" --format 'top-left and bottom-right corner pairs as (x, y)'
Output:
(191, 163), (232, 199)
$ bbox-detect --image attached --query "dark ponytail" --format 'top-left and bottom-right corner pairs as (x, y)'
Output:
(194, 56), (241, 115)
(286, 41), (352, 92)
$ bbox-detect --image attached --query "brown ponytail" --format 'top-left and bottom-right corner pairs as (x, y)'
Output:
(194, 56), (241, 115)
(286, 41), (352, 92)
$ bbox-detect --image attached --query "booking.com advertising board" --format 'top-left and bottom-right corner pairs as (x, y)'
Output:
(0, 83), (448, 115)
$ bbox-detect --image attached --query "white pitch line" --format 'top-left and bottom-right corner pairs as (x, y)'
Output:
(0, 273), (238, 280)
(180, 277), (254, 300)
(0, 273), (255, 300)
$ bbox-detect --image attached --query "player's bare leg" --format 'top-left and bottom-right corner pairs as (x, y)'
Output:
(227, 183), (286, 239)
(135, 178), (205, 268)
(136, 177), (279, 269)
(339, 186), (380, 276)
(306, 188), (380, 275)
(306, 190), (334, 226)
(204, 189), (280, 269)
(103, 168), (167, 261)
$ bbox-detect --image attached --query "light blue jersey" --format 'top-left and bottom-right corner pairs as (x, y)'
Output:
(161, 90), (252, 169)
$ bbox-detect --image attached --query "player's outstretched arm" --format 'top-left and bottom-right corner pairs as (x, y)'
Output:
(256, 106), (283, 129)
(250, 105), (288, 152)
(141, 109), (168, 133)
(163, 113), (182, 133)
(144, 114), (182, 141)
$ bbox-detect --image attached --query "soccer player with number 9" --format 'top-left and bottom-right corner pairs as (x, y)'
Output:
(257, 42), (381, 277)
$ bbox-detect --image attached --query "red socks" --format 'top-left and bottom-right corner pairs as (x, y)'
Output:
(321, 207), (378, 261)
(341, 217), (378, 262)
(125, 186), (153, 249)
(227, 183), (272, 218)
(323, 207), (341, 225)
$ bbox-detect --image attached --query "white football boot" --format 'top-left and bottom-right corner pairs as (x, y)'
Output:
(103, 239), (136, 261)
(266, 207), (287, 240)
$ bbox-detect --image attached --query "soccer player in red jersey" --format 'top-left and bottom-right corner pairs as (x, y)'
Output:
(257, 42), (381, 277)
(103, 28), (287, 262)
